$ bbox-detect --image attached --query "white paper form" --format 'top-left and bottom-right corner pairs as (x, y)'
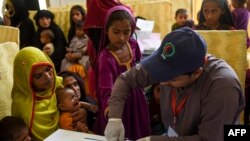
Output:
(44, 129), (106, 141)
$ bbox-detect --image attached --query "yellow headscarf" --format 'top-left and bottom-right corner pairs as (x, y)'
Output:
(11, 47), (62, 141)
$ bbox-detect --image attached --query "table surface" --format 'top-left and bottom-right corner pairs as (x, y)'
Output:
(44, 129), (107, 141)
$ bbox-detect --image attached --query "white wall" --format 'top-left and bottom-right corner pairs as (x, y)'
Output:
(0, 0), (86, 17)
(0, 0), (3, 18)
(0, 0), (47, 17)
(49, 0), (86, 8)
(39, 0), (47, 9)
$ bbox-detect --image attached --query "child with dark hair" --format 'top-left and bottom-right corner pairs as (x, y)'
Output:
(0, 116), (31, 141)
(40, 29), (55, 56)
(83, 1), (129, 115)
(231, 0), (250, 48)
(196, 0), (235, 30)
(61, 21), (90, 95)
(61, 20), (89, 72)
(68, 5), (86, 44)
(172, 8), (195, 31)
(58, 71), (98, 131)
(56, 87), (89, 133)
(96, 6), (150, 140)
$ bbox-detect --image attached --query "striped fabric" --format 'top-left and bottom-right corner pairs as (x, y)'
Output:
(198, 30), (247, 124)
(197, 30), (247, 89)
(0, 42), (19, 119)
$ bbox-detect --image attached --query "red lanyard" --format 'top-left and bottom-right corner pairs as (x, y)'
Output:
(171, 88), (191, 126)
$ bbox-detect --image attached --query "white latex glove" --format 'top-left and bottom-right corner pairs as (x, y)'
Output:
(137, 137), (150, 141)
(104, 118), (125, 141)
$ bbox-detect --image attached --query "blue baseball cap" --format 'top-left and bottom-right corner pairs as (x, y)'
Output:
(141, 27), (207, 82)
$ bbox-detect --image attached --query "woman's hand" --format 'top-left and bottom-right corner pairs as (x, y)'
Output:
(71, 105), (84, 125)
(79, 101), (98, 113)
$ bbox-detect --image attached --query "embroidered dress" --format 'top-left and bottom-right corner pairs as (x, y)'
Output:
(93, 6), (150, 140)
(95, 41), (150, 140)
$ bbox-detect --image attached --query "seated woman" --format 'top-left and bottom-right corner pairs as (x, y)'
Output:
(11, 47), (85, 140)
(33, 10), (67, 73)
(58, 71), (98, 131)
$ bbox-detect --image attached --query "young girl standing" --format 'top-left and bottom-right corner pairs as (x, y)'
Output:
(196, 0), (235, 30)
(95, 6), (150, 140)
(68, 5), (86, 44)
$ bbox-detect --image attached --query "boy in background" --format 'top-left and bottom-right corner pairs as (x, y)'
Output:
(172, 8), (195, 31)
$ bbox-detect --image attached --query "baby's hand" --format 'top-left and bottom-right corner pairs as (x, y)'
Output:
(65, 53), (76, 61)
(65, 52), (72, 60)
(89, 105), (98, 113)
(71, 52), (82, 61)
(43, 46), (53, 56)
(66, 47), (72, 52)
(71, 104), (82, 125)
(70, 53), (78, 60)
(76, 122), (88, 133)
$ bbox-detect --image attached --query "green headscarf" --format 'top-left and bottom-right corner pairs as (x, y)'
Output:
(11, 47), (62, 141)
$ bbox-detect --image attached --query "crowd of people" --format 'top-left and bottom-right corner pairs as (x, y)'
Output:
(0, 0), (249, 141)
